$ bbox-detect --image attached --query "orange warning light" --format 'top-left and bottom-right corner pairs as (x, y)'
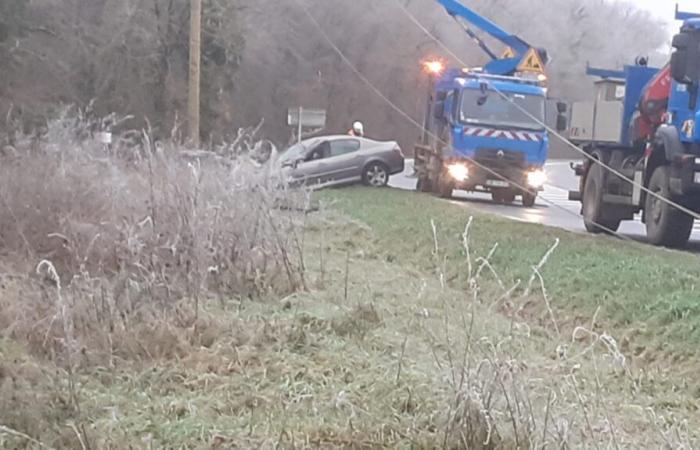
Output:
(423, 60), (445, 75)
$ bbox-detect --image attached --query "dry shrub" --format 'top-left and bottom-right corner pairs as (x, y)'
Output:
(331, 303), (382, 338)
(418, 219), (696, 448)
(0, 109), (308, 366)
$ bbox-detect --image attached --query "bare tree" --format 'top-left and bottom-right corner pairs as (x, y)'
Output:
(0, 0), (669, 150)
(0, 0), (244, 142)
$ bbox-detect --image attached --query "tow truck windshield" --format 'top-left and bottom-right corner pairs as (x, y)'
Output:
(460, 90), (545, 131)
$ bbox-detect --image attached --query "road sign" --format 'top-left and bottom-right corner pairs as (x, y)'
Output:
(287, 108), (326, 128)
(500, 47), (516, 59)
(517, 48), (545, 74)
(288, 107), (326, 144)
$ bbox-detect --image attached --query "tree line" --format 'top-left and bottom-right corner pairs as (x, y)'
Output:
(1, 0), (669, 150)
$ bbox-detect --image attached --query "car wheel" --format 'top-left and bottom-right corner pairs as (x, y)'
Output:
(363, 162), (389, 187)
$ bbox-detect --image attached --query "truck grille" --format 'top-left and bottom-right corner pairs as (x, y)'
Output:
(474, 148), (526, 170)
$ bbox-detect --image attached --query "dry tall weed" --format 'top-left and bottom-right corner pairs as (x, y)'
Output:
(0, 109), (308, 367)
(424, 217), (694, 448)
(0, 114), (695, 448)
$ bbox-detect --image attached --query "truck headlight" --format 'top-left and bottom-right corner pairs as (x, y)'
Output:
(527, 170), (547, 188)
(447, 163), (469, 182)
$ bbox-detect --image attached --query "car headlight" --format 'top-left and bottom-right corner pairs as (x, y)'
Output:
(447, 163), (469, 182)
(527, 170), (547, 188)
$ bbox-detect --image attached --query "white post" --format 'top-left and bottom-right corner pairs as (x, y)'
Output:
(188, 0), (202, 147)
(297, 106), (303, 144)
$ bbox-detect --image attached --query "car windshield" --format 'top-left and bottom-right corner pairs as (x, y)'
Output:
(460, 89), (545, 131)
(279, 141), (313, 163)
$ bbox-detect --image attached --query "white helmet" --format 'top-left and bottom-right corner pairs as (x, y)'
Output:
(353, 121), (364, 135)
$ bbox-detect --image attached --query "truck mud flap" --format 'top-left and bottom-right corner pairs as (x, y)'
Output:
(570, 162), (585, 176)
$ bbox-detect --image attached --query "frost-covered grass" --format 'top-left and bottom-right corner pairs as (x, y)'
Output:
(323, 187), (700, 354)
(3, 209), (697, 448)
(0, 117), (698, 447)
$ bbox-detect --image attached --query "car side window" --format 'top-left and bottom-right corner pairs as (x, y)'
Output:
(305, 141), (330, 161)
(329, 139), (361, 157)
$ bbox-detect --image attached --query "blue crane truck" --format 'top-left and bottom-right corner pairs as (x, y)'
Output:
(415, 0), (563, 206)
(567, 6), (700, 247)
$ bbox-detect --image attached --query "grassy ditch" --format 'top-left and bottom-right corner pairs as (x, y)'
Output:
(3, 204), (698, 448)
(1, 121), (699, 447)
(321, 187), (700, 359)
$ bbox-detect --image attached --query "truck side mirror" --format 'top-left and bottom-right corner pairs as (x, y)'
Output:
(671, 33), (690, 83)
(433, 101), (445, 120)
(671, 31), (700, 84)
(556, 113), (568, 132)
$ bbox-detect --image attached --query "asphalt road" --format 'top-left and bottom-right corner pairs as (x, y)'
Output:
(389, 159), (700, 248)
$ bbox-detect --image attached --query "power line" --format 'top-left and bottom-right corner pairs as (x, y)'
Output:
(288, 0), (634, 241)
(392, 0), (700, 224)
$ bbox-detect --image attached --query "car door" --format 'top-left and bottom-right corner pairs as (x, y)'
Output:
(321, 138), (362, 184)
(293, 141), (331, 186)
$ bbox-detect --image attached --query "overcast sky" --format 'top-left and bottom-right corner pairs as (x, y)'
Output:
(636, 0), (698, 34)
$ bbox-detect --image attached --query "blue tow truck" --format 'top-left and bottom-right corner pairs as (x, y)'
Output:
(567, 6), (700, 247)
(415, 0), (562, 206)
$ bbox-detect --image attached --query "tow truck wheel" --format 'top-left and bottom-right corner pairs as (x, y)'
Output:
(492, 190), (515, 204)
(522, 192), (537, 207)
(645, 165), (693, 247)
(582, 160), (621, 234)
(417, 174), (432, 192)
(435, 175), (454, 198)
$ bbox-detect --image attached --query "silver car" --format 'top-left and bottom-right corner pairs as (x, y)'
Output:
(279, 135), (405, 188)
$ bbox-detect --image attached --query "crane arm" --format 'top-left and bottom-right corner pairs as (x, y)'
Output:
(436, 0), (531, 59)
(586, 65), (625, 80)
(456, 19), (499, 61)
(676, 3), (700, 21)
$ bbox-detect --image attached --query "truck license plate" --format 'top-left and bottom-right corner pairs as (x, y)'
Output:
(486, 180), (509, 188)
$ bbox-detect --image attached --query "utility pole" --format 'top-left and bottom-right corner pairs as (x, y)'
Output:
(187, 0), (202, 147)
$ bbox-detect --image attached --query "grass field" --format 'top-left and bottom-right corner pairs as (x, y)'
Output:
(3, 184), (700, 448)
(321, 187), (700, 359)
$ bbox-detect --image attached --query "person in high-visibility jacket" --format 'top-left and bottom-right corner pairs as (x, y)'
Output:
(348, 121), (364, 137)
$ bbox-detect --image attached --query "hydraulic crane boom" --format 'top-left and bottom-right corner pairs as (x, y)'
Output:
(435, 0), (547, 76)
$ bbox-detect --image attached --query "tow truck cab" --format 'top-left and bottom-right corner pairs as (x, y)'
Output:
(425, 69), (549, 203)
(415, 0), (552, 205)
